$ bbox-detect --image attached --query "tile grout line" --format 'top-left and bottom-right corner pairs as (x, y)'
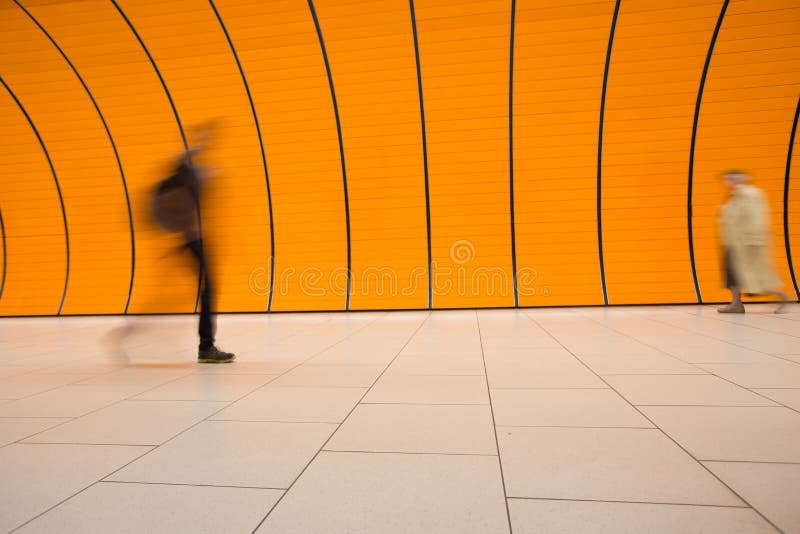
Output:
(5, 363), (218, 531)
(490, 386), (609, 390)
(496, 425), (656, 430)
(0, 315), (327, 447)
(476, 311), (514, 534)
(1, 369), (201, 450)
(506, 495), (752, 509)
(644, 314), (800, 416)
(100, 479), (287, 491)
(249, 311), (432, 534)
(524, 312), (785, 534)
(6, 314), (387, 532)
(0, 363), (131, 411)
(701, 459), (800, 466)
(359, 401), (490, 405)
(652, 309), (800, 366)
(705, 306), (800, 339)
(7, 444), (155, 534)
(319, 449), (498, 457)
(633, 404), (783, 408)
(580, 313), (709, 373)
(585, 311), (800, 415)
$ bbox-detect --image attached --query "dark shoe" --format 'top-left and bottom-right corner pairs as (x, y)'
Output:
(717, 303), (745, 314)
(198, 345), (235, 364)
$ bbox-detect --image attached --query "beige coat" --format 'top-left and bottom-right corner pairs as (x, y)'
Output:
(718, 184), (782, 293)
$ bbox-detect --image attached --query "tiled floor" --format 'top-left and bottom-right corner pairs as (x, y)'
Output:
(1, 306), (799, 533)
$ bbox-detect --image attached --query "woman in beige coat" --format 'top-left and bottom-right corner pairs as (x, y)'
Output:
(718, 171), (789, 313)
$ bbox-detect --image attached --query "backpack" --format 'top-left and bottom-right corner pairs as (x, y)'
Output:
(151, 173), (196, 234)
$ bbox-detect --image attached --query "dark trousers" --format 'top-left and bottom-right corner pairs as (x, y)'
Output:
(723, 248), (738, 290)
(185, 239), (215, 349)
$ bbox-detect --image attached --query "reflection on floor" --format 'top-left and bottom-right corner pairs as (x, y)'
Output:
(0, 306), (798, 533)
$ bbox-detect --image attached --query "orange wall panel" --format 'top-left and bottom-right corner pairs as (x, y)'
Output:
(601, 1), (720, 304)
(213, 0), (348, 311)
(314, 0), (429, 310)
(514, 1), (613, 307)
(113, 0), (272, 313)
(0, 88), (67, 315)
(692, 0), (800, 303)
(788, 99), (800, 299)
(1, 2), (131, 314)
(417, 0), (514, 309)
(20, 0), (197, 314)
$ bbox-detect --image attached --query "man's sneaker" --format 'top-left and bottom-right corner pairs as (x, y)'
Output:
(198, 346), (235, 364)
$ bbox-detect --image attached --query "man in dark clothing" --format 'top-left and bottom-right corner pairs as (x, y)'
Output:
(153, 136), (235, 363)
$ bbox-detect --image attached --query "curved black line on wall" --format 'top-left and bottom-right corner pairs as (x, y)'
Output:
(597, 0), (621, 306)
(109, 0), (202, 313)
(0, 76), (70, 315)
(208, 0), (277, 312)
(509, 0), (519, 307)
(783, 95), (800, 300)
(308, 0), (352, 310)
(0, 207), (6, 302)
(16, 0), (136, 315)
(409, 0), (432, 310)
(110, 1), (188, 149)
(688, 0), (729, 304)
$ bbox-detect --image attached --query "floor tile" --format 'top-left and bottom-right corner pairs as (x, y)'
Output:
(729, 336), (800, 355)
(256, 451), (509, 534)
(641, 406), (800, 462)
(213, 386), (366, 423)
(326, 404), (496, 454)
(401, 347), (484, 358)
(753, 388), (800, 411)
(491, 389), (651, 427)
(26, 400), (225, 446)
(508, 499), (775, 534)
(0, 443), (150, 532)
(497, 427), (741, 505)
(486, 361), (606, 389)
(76, 367), (195, 389)
(577, 353), (702, 375)
(108, 420), (336, 488)
(0, 384), (144, 418)
(704, 461), (800, 534)
(16, 482), (282, 534)
(0, 418), (69, 447)
(387, 355), (485, 375)
(31, 362), (128, 376)
(134, 373), (276, 401)
(0, 366), (41, 379)
(308, 347), (401, 366)
(660, 344), (780, 364)
(196, 361), (298, 374)
(481, 347), (576, 363)
(0, 373), (97, 400)
(364, 374), (489, 404)
(606, 375), (778, 406)
(269, 365), (385, 387)
(479, 336), (563, 349)
(698, 362), (800, 388)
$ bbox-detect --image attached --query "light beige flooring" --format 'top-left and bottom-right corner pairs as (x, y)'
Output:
(0, 306), (798, 533)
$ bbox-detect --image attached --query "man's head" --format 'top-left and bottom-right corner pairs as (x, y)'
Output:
(722, 170), (751, 188)
(191, 119), (219, 151)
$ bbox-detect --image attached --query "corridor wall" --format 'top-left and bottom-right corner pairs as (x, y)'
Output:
(1, 0), (798, 315)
